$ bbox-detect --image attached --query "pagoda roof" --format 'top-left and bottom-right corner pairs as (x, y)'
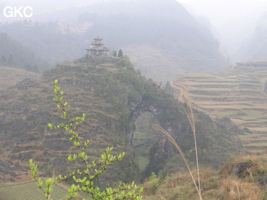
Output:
(86, 36), (109, 55)
(94, 36), (103, 41)
(86, 46), (109, 51)
(91, 41), (104, 45)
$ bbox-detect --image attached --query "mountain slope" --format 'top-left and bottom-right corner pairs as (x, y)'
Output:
(0, 66), (40, 90)
(0, 56), (242, 184)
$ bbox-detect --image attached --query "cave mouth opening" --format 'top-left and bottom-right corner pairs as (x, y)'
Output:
(133, 112), (160, 173)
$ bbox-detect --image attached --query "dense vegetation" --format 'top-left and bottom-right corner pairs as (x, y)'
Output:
(0, 56), (243, 188)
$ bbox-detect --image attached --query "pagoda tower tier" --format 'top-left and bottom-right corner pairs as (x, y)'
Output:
(86, 37), (109, 56)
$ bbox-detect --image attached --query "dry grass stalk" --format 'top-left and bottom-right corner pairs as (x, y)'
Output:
(236, 182), (241, 200)
(179, 90), (201, 198)
(154, 85), (203, 199)
(155, 124), (203, 200)
(156, 194), (167, 200)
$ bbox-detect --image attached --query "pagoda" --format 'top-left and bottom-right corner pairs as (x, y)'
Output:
(86, 37), (109, 56)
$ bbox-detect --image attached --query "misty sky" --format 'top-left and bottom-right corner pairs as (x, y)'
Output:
(2, 0), (267, 28)
(178, 0), (267, 54)
(178, 0), (267, 26)
(1, 0), (267, 54)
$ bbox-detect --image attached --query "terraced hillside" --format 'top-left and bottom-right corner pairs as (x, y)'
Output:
(171, 64), (267, 153)
(0, 181), (69, 200)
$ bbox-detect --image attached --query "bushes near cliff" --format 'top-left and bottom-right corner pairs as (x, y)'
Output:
(142, 153), (267, 200)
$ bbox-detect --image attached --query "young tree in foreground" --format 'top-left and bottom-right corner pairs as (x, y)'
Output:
(29, 79), (143, 200)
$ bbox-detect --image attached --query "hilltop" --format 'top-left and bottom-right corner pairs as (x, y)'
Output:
(0, 56), (242, 186)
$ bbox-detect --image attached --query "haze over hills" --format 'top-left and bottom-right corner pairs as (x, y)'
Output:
(84, 0), (228, 82)
(0, 0), (228, 83)
(2, 0), (267, 67)
(0, 32), (47, 72)
(234, 12), (267, 62)
(178, 0), (267, 63)
(0, 22), (86, 70)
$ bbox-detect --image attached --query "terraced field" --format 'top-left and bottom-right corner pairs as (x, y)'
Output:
(171, 65), (267, 153)
(0, 181), (89, 199)
(0, 181), (69, 199)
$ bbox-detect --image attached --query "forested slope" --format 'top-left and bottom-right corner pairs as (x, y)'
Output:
(0, 56), (241, 185)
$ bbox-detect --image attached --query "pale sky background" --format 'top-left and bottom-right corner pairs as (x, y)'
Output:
(177, 0), (267, 26)
(177, 0), (267, 55)
(1, 0), (267, 55)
